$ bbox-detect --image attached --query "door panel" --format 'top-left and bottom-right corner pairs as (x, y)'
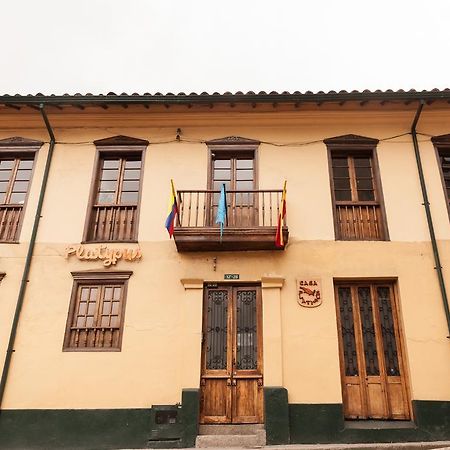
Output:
(232, 378), (263, 423)
(366, 378), (387, 418)
(200, 285), (263, 424)
(387, 378), (409, 419)
(200, 286), (232, 424)
(343, 378), (365, 418)
(200, 378), (231, 423)
(335, 282), (410, 420)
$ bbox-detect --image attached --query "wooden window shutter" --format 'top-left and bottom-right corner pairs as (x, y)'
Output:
(63, 271), (132, 351)
(84, 136), (148, 242)
(431, 134), (450, 218)
(0, 137), (42, 242)
(324, 135), (388, 241)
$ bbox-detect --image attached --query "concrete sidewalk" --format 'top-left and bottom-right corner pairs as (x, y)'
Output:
(124, 442), (450, 450)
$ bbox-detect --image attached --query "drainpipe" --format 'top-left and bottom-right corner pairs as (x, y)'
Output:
(0, 104), (56, 410)
(411, 101), (450, 337)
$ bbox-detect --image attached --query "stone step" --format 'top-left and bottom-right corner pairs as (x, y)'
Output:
(196, 430), (266, 448)
(199, 424), (265, 435)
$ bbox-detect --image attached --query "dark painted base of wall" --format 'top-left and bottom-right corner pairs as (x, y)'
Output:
(288, 401), (450, 444)
(0, 389), (200, 450)
(1, 391), (449, 448)
(264, 388), (450, 446)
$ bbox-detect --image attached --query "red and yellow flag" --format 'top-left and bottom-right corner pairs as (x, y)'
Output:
(275, 181), (287, 248)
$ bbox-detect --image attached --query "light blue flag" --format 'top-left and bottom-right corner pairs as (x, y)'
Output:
(215, 183), (228, 240)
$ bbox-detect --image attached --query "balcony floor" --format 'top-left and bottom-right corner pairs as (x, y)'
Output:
(172, 226), (288, 252)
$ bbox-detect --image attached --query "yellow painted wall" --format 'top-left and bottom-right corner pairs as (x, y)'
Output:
(0, 104), (449, 410)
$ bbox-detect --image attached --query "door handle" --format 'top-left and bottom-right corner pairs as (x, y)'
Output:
(227, 378), (232, 386)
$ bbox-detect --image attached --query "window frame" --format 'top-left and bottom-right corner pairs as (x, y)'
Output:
(0, 137), (42, 243)
(431, 134), (450, 220)
(206, 137), (259, 227)
(82, 136), (148, 243)
(63, 271), (132, 352)
(325, 135), (389, 241)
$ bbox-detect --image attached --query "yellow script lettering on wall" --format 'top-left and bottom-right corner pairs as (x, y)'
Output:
(297, 278), (322, 308)
(65, 244), (142, 267)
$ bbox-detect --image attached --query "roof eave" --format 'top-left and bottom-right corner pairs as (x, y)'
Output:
(1, 90), (450, 107)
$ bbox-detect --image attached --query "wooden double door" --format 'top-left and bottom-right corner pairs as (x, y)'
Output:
(335, 282), (410, 420)
(200, 284), (264, 424)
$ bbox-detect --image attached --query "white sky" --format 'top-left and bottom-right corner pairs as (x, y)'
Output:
(1, 0), (450, 95)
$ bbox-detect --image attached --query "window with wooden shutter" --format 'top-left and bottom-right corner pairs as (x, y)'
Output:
(207, 137), (259, 228)
(63, 271), (132, 351)
(325, 135), (388, 240)
(0, 137), (41, 242)
(440, 151), (450, 212)
(84, 136), (148, 242)
(431, 135), (450, 218)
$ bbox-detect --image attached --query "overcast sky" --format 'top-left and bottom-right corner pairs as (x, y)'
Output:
(1, 1), (450, 95)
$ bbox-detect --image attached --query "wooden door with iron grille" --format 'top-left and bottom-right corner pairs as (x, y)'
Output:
(200, 285), (263, 424)
(209, 153), (257, 227)
(335, 282), (410, 420)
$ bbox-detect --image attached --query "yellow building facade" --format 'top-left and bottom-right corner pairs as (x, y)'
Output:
(0, 91), (449, 449)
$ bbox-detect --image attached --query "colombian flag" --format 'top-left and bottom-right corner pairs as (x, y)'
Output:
(275, 181), (287, 248)
(165, 179), (178, 238)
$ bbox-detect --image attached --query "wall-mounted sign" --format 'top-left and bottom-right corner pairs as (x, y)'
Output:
(224, 274), (240, 280)
(65, 244), (142, 267)
(297, 279), (322, 308)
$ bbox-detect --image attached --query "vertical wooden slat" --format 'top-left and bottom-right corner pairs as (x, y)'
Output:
(262, 192), (265, 226)
(239, 192), (243, 227)
(276, 191), (280, 218)
(202, 192), (207, 226)
(358, 205), (364, 239)
(365, 205), (372, 238)
(247, 192), (251, 227)
(373, 205), (380, 238)
(187, 192), (192, 227)
(351, 205), (357, 239)
(195, 192), (200, 227)
(269, 192), (273, 226)
(345, 206), (351, 238)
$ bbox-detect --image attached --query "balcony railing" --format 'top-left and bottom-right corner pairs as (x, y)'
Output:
(335, 202), (384, 240)
(0, 205), (23, 242)
(173, 189), (288, 251)
(88, 204), (138, 242)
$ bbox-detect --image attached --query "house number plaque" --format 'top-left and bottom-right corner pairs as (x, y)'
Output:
(297, 279), (322, 308)
(224, 274), (239, 280)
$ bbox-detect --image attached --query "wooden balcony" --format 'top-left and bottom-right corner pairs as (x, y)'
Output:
(0, 205), (23, 242)
(173, 189), (288, 252)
